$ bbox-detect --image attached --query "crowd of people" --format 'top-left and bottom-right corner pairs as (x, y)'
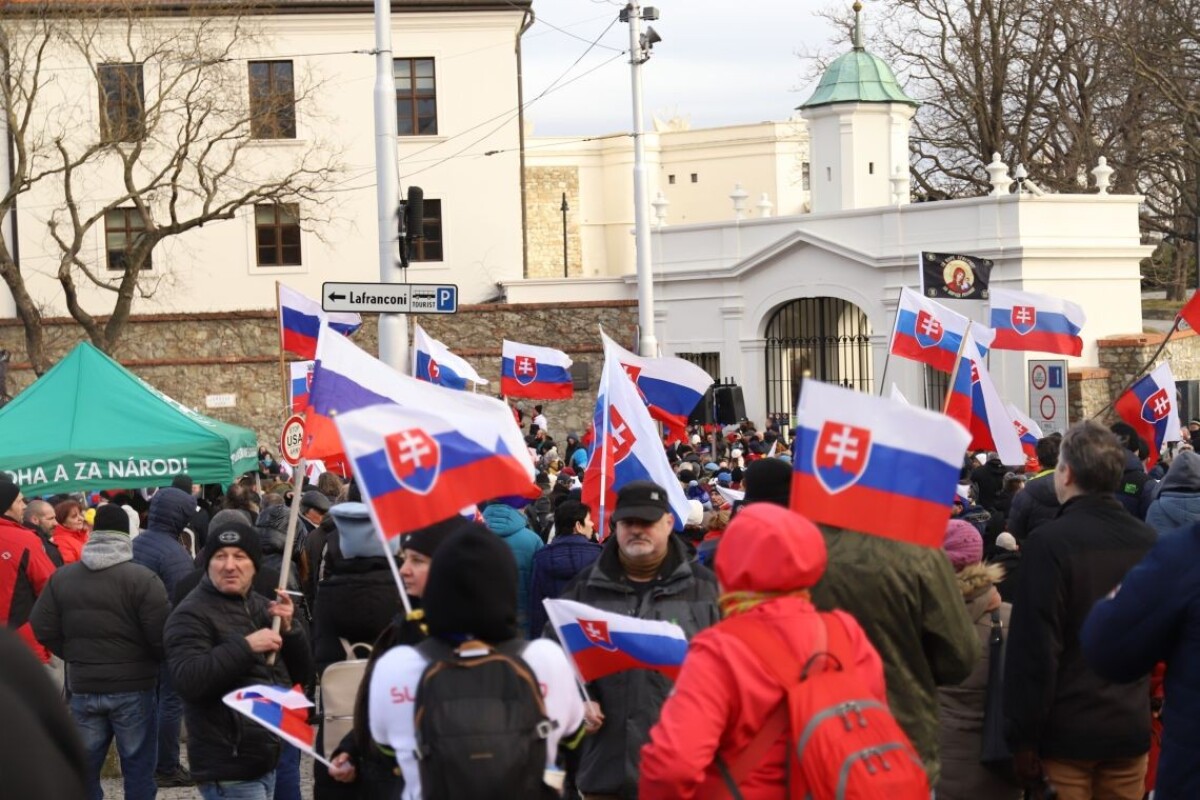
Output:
(1, 409), (1198, 800)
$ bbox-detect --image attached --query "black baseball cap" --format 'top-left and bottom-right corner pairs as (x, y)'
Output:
(611, 480), (671, 523)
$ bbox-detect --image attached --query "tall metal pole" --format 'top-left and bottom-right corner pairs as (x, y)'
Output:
(374, 0), (407, 371)
(561, 192), (569, 278)
(626, 3), (658, 357)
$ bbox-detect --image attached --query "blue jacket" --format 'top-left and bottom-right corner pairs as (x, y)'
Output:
(1082, 523), (1200, 798)
(1145, 450), (1200, 536)
(132, 487), (196, 599)
(527, 534), (601, 638)
(482, 504), (543, 632)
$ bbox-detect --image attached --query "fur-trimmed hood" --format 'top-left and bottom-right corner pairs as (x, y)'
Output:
(956, 561), (1005, 602)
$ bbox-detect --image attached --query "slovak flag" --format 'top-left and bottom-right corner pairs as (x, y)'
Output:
(544, 598), (689, 682)
(302, 324), (528, 482)
(334, 399), (538, 537)
(791, 380), (970, 548)
(599, 331), (712, 444)
(583, 336), (691, 536)
(500, 340), (574, 400)
(1115, 362), (1183, 469)
(890, 287), (995, 373)
(222, 685), (329, 767)
(1005, 403), (1044, 467)
(412, 324), (488, 390)
(944, 326), (1025, 466)
(278, 284), (362, 360)
(989, 288), (1085, 357)
(289, 361), (314, 414)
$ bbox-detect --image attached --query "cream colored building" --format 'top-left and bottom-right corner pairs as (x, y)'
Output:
(0, 0), (532, 317)
(523, 118), (811, 279)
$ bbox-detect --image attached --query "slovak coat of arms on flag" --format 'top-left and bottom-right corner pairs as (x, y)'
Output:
(915, 311), (944, 349)
(1142, 388), (1172, 424)
(813, 421), (872, 494)
(514, 355), (537, 386)
(579, 618), (617, 651)
(385, 428), (440, 494)
(427, 359), (441, 381)
(607, 406), (636, 463)
(1011, 306), (1037, 336)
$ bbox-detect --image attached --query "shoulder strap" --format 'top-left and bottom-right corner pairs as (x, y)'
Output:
(700, 616), (800, 800)
(818, 612), (854, 673)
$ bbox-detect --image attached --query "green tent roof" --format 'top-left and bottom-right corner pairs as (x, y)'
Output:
(0, 342), (258, 494)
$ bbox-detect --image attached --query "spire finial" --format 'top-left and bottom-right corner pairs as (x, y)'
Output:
(852, 1), (864, 50)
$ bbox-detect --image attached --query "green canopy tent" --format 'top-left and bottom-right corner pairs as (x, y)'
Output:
(0, 342), (259, 495)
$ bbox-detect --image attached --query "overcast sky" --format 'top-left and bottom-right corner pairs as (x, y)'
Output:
(520, 0), (842, 136)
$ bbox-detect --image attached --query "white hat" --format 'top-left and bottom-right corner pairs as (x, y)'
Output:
(691, 434), (702, 445)
(685, 500), (704, 527)
(995, 532), (1018, 551)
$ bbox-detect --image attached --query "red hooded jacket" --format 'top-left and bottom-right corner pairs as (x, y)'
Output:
(639, 505), (887, 800)
(0, 516), (56, 662)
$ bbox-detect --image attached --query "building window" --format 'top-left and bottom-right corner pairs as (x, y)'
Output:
(248, 61), (296, 139)
(802, 162), (811, 191)
(678, 352), (720, 380)
(394, 58), (437, 136)
(409, 198), (443, 262)
(690, 173), (698, 183)
(255, 203), (302, 266)
(98, 64), (144, 142)
(105, 208), (150, 271)
(668, 174), (676, 185)
(869, 161), (875, 175)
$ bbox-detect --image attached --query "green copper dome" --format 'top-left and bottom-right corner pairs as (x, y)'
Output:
(799, 7), (919, 110)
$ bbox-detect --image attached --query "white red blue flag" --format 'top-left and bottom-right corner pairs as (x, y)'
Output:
(890, 287), (994, 373)
(944, 326), (1025, 465)
(544, 598), (688, 682)
(500, 340), (574, 400)
(222, 684), (329, 767)
(1115, 362), (1182, 469)
(412, 324), (487, 390)
(790, 380), (970, 548)
(278, 284), (361, 360)
(289, 361), (314, 414)
(599, 331), (712, 444)
(1005, 403), (1044, 466)
(583, 336), (691, 536)
(989, 288), (1085, 357)
(333, 395), (537, 538)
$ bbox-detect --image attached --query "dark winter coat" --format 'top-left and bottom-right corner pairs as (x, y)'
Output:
(1145, 450), (1200, 536)
(1115, 450), (1153, 520)
(164, 574), (314, 783)
(1003, 493), (1155, 761)
(1005, 471), (1058, 542)
(556, 535), (719, 799)
(256, 505), (302, 593)
(30, 531), (169, 694)
(312, 533), (401, 674)
(972, 459), (1010, 512)
(526, 533), (601, 638)
(1081, 522), (1200, 799)
(132, 487), (197, 598)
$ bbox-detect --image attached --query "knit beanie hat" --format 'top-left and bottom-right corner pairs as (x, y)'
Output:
(171, 474), (194, 494)
(0, 479), (19, 516)
(685, 500), (705, 528)
(995, 532), (1019, 552)
(330, 502), (399, 559)
(94, 504), (132, 535)
(422, 522), (519, 642)
(742, 458), (792, 507)
(942, 519), (983, 571)
(399, 515), (472, 559)
(203, 509), (262, 569)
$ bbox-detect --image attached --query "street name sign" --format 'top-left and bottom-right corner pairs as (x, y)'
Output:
(321, 282), (458, 315)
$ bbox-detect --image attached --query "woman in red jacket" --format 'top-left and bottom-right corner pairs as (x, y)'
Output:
(639, 503), (887, 800)
(52, 500), (89, 565)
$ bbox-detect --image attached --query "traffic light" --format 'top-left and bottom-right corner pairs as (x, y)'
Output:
(398, 185), (424, 268)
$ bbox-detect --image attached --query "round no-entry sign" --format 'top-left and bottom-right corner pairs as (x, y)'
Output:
(280, 415), (306, 466)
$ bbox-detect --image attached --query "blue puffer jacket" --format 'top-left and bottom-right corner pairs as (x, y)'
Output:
(1146, 450), (1200, 536)
(1082, 523), (1200, 799)
(132, 487), (197, 598)
(527, 534), (602, 638)
(482, 504), (543, 633)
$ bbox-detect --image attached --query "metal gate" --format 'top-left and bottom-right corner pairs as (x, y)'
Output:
(764, 297), (873, 421)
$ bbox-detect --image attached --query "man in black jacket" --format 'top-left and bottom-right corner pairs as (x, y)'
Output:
(165, 512), (313, 800)
(1005, 433), (1062, 543)
(1003, 421), (1156, 799)
(30, 504), (169, 800)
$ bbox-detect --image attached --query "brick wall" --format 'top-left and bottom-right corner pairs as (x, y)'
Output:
(524, 166), (582, 279)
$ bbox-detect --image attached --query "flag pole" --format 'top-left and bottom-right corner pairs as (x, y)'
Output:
(267, 456), (305, 667)
(878, 286), (905, 396)
(942, 322), (974, 414)
(1091, 317), (1182, 421)
(276, 282), (289, 414)
(597, 354), (612, 540)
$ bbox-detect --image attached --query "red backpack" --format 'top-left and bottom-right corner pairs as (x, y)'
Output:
(708, 612), (930, 800)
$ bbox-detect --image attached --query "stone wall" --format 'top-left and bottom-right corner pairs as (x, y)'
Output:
(525, 166), (582, 279)
(0, 301), (639, 449)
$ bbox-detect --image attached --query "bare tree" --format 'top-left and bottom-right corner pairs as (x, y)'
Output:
(0, 2), (344, 372)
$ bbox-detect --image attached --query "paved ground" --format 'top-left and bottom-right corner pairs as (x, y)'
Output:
(100, 752), (317, 799)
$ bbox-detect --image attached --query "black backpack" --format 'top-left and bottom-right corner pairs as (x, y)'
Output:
(413, 637), (556, 800)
